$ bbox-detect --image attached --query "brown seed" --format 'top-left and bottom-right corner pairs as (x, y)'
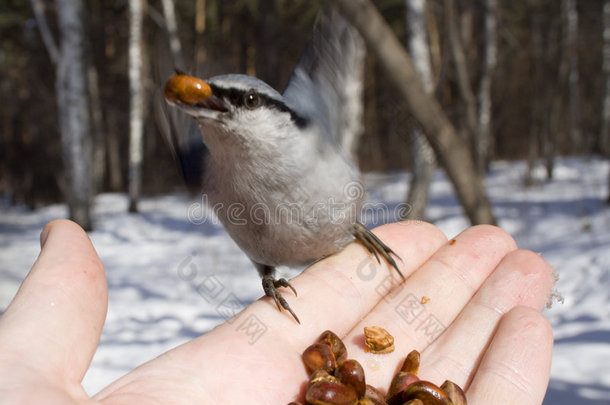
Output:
(309, 369), (339, 385)
(362, 385), (387, 405)
(420, 296), (430, 304)
(386, 372), (420, 405)
(305, 380), (359, 405)
(164, 74), (212, 105)
(335, 359), (366, 398)
(303, 343), (338, 374)
(400, 350), (421, 375)
(401, 381), (451, 405)
(318, 330), (348, 363)
(440, 380), (467, 405)
(364, 326), (395, 354)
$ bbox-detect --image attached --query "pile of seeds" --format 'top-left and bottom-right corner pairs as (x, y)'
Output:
(288, 330), (467, 405)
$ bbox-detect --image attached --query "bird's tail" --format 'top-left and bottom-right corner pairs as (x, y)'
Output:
(153, 91), (207, 192)
(152, 32), (207, 193)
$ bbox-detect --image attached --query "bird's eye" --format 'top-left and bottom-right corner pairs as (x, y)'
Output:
(244, 91), (261, 109)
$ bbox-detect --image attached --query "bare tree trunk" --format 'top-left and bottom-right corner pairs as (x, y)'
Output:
(128, 0), (146, 213)
(404, 0), (436, 220)
(446, 0), (478, 139)
(56, 0), (93, 230)
(106, 109), (123, 191)
(30, 0), (59, 64)
(161, 0), (184, 71)
(564, 0), (581, 151)
(601, 0), (610, 155)
(547, 14), (566, 180)
(477, 0), (498, 174)
(525, 0), (543, 187)
(89, 65), (106, 194)
(337, 0), (496, 225)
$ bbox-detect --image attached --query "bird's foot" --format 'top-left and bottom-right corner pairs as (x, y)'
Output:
(262, 276), (300, 324)
(352, 222), (405, 280)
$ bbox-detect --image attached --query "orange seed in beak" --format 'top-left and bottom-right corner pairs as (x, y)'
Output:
(164, 74), (212, 105)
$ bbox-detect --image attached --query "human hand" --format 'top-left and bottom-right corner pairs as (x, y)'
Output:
(0, 219), (554, 404)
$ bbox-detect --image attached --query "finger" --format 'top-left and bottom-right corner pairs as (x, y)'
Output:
(0, 219), (107, 385)
(419, 249), (556, 387)
(466, 306), (553, 405)
(339, 225), (518, 388)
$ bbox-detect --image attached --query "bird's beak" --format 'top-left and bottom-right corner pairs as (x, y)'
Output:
(164, 73), (227, 118)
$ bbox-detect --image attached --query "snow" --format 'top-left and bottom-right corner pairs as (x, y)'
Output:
(1, 156), (609, 404)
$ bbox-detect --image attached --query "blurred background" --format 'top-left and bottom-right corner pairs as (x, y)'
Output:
(1, 0), (608, 215)
(1, 0), (609, 403)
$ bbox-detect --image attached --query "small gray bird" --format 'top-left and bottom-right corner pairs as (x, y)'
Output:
(163, 10), (403, 323)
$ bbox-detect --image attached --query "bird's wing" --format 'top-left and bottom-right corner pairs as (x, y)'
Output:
(283, 7), (365, 156)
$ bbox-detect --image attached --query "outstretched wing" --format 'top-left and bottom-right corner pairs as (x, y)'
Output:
(283, 7), (366, 160)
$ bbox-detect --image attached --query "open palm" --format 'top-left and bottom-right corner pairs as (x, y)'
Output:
(0, 219), (554, 404)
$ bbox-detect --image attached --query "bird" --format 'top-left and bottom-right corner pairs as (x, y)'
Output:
(162, 9), (403, 323)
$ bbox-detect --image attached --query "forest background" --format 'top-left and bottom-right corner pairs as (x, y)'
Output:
(1, 0), (608, 225)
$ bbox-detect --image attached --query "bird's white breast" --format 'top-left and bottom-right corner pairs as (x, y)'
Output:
(201, 122), (361, 266)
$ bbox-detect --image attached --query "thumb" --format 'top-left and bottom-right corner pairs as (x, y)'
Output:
(0, 219), (107, 386)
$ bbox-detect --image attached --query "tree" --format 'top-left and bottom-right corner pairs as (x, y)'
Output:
(161, 0), (184, 71)
(31, 0), (93, 230)
(525, 0), (543, 186)
(337, 0), (496, 225)
(564, 0), (581, 151)
(477, 0), (498, 174)
(446, 0), (478, 142)
(128, 0), (146, 213)
(404, 0), (437, 220)
(601, 0), (610, 155)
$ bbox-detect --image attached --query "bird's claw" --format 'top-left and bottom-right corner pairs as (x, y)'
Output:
(352, 222), (405, 280)
(262, 276), (300, 324)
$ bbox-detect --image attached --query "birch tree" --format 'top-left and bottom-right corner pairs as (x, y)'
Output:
(31, 0), (93, 230)
(404, 0), (436, 220)
(161, 0), (184, 71)
(476, 0), (498, 174)
(128, 0), (146, 213)
(58, 0), (93, 229)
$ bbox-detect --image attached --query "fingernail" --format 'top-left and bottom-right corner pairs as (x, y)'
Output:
(40, 225), (51, 248)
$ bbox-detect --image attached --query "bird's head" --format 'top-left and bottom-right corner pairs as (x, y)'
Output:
(164, 73), (309, 153)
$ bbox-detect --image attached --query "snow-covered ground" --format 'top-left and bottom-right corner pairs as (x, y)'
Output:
(0, 156), (609, 404)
